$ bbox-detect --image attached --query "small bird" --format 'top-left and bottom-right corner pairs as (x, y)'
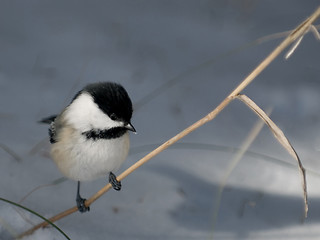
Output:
(40, 82), (136, 213)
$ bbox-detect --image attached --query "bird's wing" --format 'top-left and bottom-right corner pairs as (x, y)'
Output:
(49, 122), (57, 144)
(39, 115), (58, 144)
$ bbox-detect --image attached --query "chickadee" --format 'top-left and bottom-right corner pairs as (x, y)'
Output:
(41, 82), (136, 213)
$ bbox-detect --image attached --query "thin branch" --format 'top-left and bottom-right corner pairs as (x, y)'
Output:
(19, 6), (320, 238)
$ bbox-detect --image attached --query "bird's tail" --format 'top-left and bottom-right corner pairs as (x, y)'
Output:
(39, 115), (57, 124)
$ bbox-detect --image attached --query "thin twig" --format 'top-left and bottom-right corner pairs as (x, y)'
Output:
(19, 6), (320, 238)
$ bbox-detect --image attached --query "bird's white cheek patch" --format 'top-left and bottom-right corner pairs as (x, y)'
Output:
(64, 93), (123, 132)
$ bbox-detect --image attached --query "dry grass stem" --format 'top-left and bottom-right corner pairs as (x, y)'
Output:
(19, 178), (66, 204)
(211, 109), (269, 236)
(236, 94), (308, 217)
(19, 6), (320, 238)
(285, 35), (304, 59)
(0, 143), (21, 162)
(310, 24), (320, 39)
(285, 24), (320, 59)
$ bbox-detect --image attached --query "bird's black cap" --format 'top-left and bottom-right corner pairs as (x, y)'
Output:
(77, 82), (133, 123)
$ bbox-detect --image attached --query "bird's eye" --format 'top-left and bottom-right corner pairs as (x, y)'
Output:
(110, 113), (117, 121)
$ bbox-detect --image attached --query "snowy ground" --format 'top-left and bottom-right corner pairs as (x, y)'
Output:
(1, 1), (320, 239)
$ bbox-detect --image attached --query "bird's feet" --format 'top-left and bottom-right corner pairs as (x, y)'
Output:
(109, 172), (121, 191)
(76, 196), (90, 213)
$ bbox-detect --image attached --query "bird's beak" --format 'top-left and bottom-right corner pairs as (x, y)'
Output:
(125, 122), (136, 133)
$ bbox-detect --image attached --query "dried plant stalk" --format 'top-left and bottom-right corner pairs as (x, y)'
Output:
(0, 143), (21, 162)
(212, 110), (269, 236)
(236, 94), (308, 217)
(19, 6), (320, 238)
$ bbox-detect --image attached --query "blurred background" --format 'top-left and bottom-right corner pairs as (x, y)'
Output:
(1, 1), (320, 239)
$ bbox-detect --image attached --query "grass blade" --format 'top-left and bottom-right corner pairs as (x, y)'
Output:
(0, 197), (70, 240)
(236, 94), (308, 218)
(211, 110), (268, 237)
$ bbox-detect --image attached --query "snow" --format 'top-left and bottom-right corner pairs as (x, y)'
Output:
(1, 1), (320, 239)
